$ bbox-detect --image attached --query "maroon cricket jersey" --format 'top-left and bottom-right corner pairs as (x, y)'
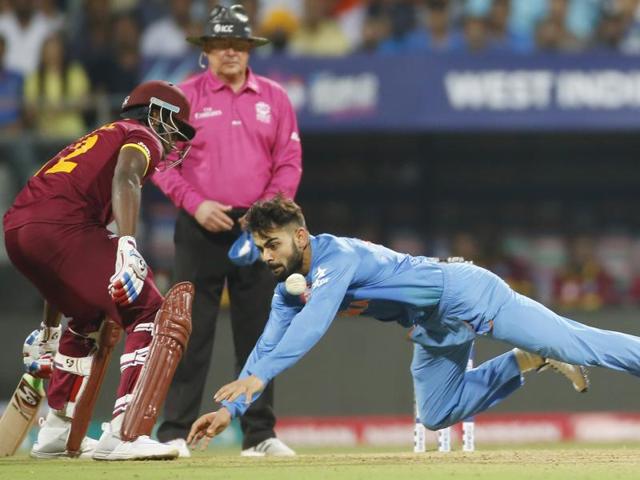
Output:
(4, 120), (163, 230)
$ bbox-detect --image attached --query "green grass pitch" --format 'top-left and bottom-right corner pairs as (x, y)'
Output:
(2, 445), (640, 480)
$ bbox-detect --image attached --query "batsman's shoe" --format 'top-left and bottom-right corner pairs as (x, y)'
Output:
(30, 412), (97, 459)
(241, 438), (296, 457)
(166, 438), (191, 458)
(92, 421), (179, 461)
(541, 359), (590, 393)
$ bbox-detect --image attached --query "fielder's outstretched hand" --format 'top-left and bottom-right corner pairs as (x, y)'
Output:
(214, 375), (265, 405)
(187, 408), (232, 450)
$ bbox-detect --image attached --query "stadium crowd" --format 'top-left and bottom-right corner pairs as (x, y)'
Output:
(1, 0), (640, 137)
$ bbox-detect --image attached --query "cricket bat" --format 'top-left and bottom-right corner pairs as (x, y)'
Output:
(0, 373), (45, 456)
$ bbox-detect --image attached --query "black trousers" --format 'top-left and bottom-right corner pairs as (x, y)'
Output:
(157, 210), (277, 448)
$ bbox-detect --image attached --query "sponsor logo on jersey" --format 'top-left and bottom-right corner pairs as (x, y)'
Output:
(256, 101), (272, 124)
(291, 132), (300, 142)
(195, 107), (223, 119)
(312, 266), (329, 289)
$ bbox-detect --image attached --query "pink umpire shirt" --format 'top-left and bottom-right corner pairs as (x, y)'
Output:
(152, 67), (302, 213)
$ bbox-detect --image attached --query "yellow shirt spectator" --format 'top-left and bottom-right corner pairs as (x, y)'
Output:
(24, 33), (89, 139)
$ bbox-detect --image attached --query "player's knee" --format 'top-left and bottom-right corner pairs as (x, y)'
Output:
(421, 415), (451, 431)
(418, 405), (451, 431)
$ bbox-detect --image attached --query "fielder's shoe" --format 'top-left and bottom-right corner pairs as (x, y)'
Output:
(30, 411), (97, 459)
(241, 438), (296, 457)
(165, 438), (191, 458)
(92, 417), (179, 461)
(540, 358), (590, 393)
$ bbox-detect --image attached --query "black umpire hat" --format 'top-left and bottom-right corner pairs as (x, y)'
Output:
(187, 4), (269, 47)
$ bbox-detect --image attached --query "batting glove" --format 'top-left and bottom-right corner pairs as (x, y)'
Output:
(23, 323), (61, 379)
(108, 236), (148, 306)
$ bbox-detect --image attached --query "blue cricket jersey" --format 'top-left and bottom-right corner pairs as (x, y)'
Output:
(223, 234), (447, 417)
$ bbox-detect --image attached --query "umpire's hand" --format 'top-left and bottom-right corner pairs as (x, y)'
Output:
(187, 408), (232, 450)
(194, 200), (234, 232)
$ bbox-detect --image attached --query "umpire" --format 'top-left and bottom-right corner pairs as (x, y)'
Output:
(152, 4), (302, 456)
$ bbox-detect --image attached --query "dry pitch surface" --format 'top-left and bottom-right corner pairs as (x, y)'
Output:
(1, 447), (639, 480)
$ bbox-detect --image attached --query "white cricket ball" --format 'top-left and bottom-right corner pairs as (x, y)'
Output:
(285, 273), (307, 296)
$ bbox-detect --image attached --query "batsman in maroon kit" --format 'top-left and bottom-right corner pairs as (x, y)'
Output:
(3, 81), (196, 460)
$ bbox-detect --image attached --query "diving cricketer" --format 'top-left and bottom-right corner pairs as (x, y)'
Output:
(188, 195), (640, 447)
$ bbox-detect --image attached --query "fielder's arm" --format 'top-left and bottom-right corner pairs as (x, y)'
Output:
(217, 255), (358, 414)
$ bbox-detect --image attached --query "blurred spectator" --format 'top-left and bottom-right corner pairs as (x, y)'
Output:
(259, 8), (299, 54)
(618, 0), (640, 53)
(593, 1), (632, 50)
(39, 0), (64, 26)
(463, 12), (490, 52)
(375, 0), (428, 53)
(112, 0), (141, 13)
(565, 0), (602, 41)
(488, 0), (534, 52)
(333, 0), (367, 51)
(68, 0), (112, 83)
(141, 0), (199, 58)
(535, 0), (582, 52)
(289, 0), (350, 56)
(421, 0), (464, 53)
(627, 238), (640, 303)
(0, 0), (60, 75)
(451, 232), (481, 263)
(101, 14), (142, 98)
(509, 0), (547, 41)
(389, 228), (427, 256)
(0, 33), (23, 131)
(23, 31), (90, 138)
(357, 11), (389, 52)
(553, 236), (618, 310)
(258, 0), (303, 23)
(0, 30), (34, 191)
(490, 233), (536, 297)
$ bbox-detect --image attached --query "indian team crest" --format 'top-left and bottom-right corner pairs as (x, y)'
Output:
(255, 101), (272, 124)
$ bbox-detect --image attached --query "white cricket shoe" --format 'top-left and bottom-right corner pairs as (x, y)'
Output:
(30, 411), (98, 459)
(92, 417), (179, 461)
(541, 359), (590, 393)
(241, 438), (296, 457)
(165, 438), (191, 458)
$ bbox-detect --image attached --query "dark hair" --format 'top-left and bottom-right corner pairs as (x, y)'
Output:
(246, 194), (306, 235)
(37, 31), (71, 97)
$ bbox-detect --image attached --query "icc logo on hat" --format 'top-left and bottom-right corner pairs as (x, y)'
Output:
(213, 23), (234, 33)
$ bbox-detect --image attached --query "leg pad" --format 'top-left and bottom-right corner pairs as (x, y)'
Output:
(121, 282), (194, 441)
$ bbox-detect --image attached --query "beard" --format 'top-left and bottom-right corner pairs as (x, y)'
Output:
(269, 241), (304, 282)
